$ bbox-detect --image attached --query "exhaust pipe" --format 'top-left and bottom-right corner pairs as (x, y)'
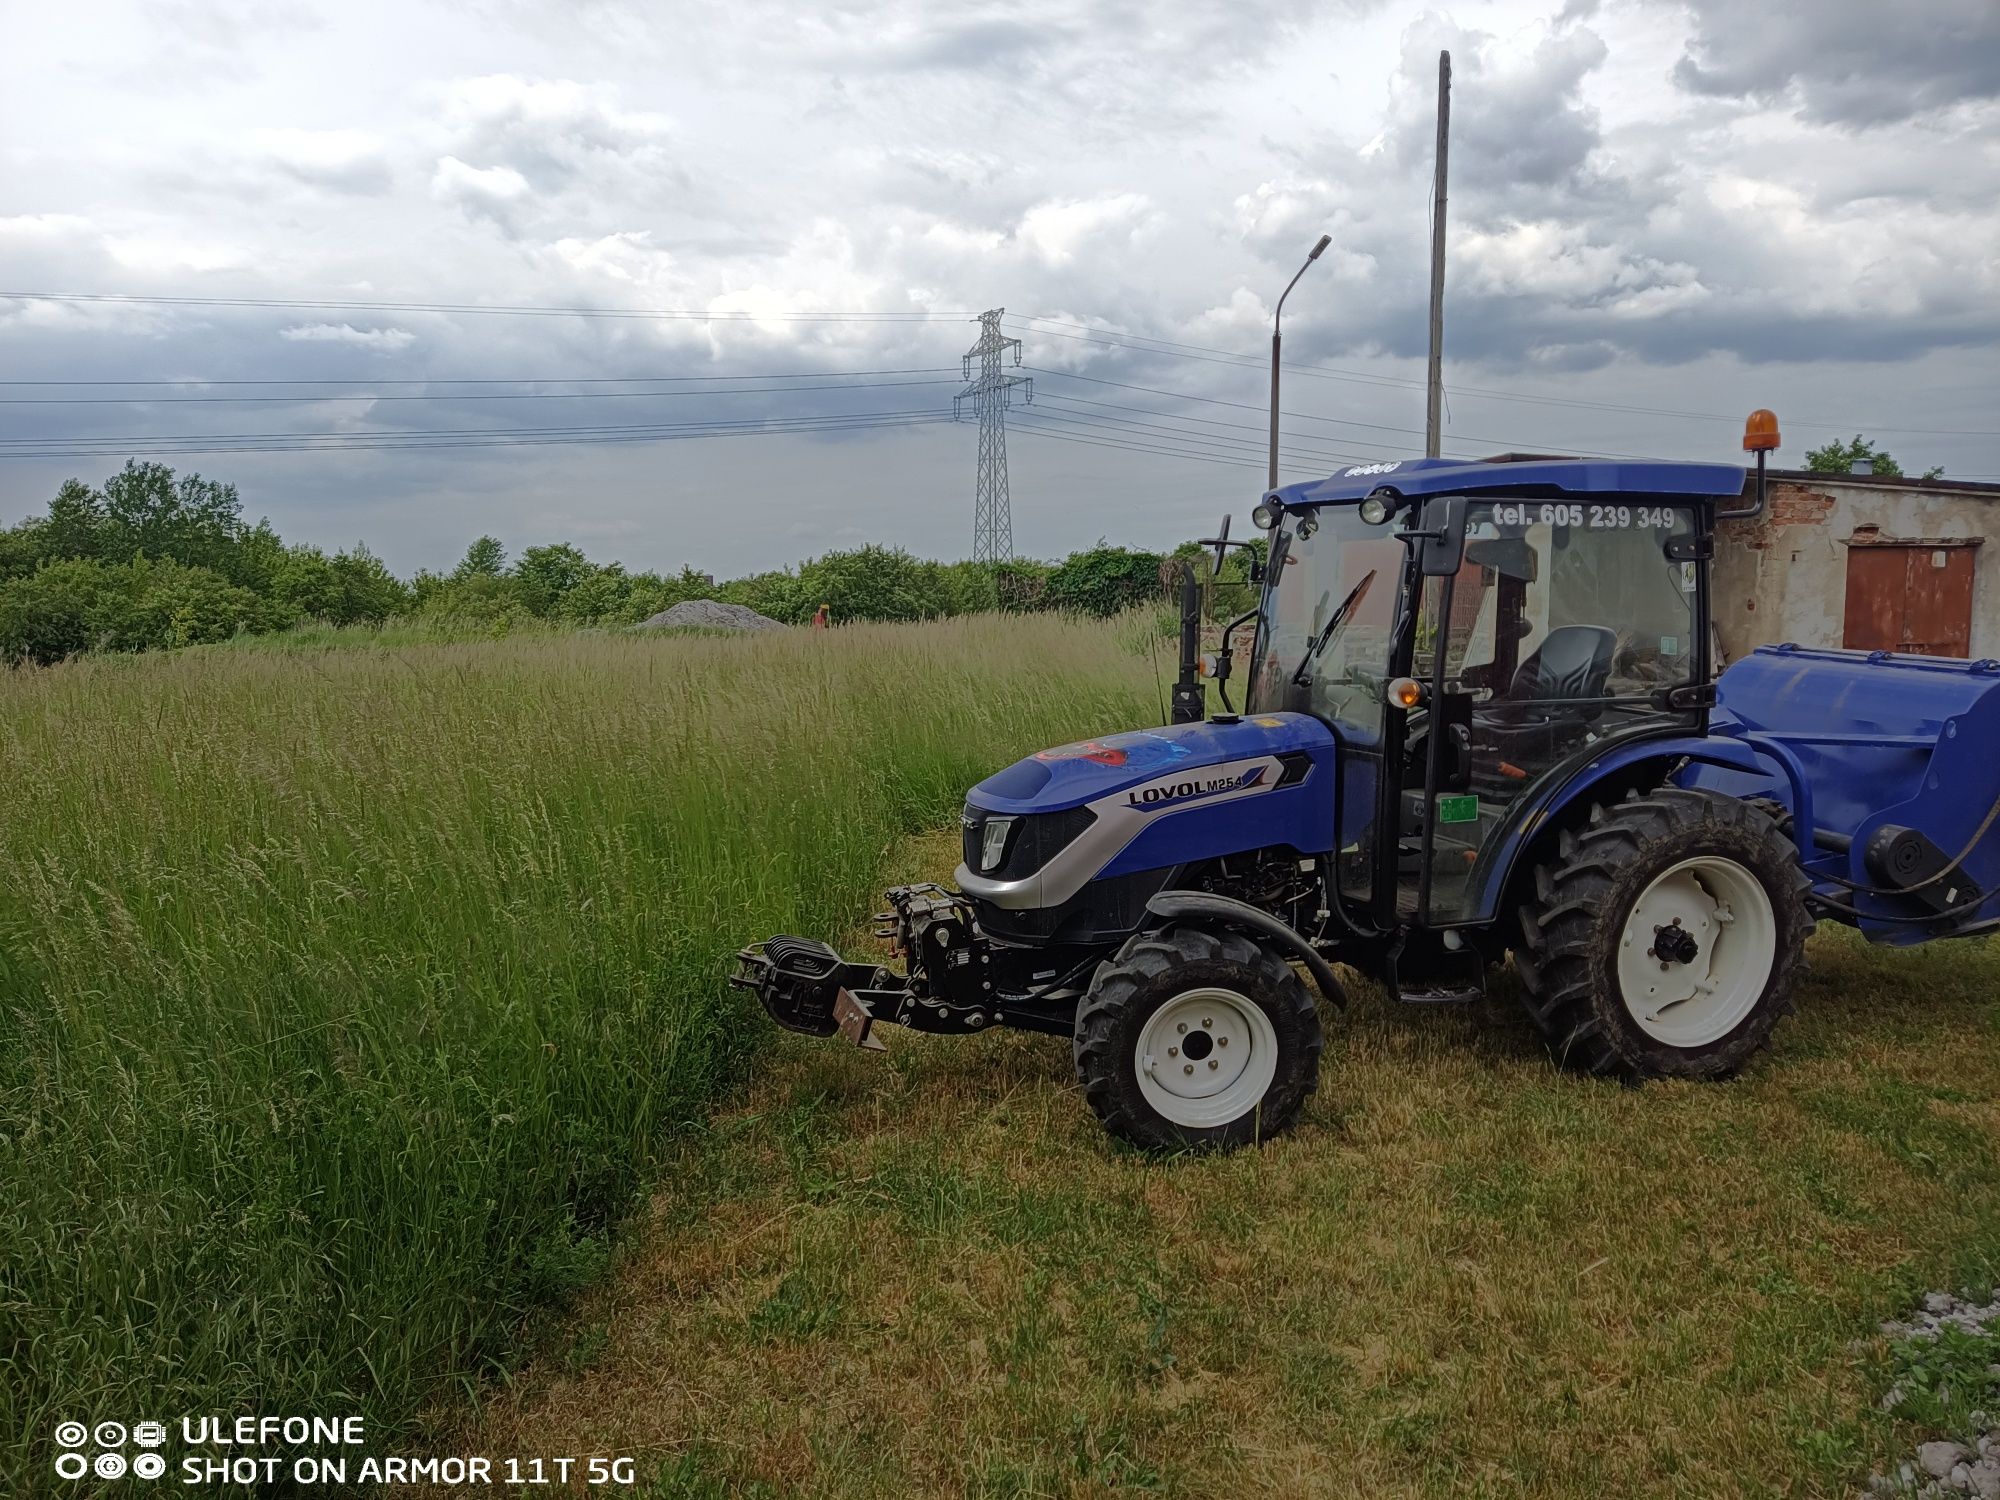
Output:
(1171, 562), (1204, 724)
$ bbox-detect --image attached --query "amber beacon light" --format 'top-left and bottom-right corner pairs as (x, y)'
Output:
(1719, 407), (1780, 520)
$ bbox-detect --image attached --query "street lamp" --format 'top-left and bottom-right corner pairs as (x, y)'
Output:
(1269, 233), (1332, 490)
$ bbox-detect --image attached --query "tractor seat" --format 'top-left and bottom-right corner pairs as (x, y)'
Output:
(1483, 625), (1617, 726)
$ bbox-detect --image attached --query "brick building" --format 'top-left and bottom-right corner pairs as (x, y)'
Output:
(1710, 470), (1998, 663)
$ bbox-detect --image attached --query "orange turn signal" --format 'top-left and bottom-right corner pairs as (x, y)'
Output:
(1743, 408), (1781, 453)
(1386, 676), (1425, 710)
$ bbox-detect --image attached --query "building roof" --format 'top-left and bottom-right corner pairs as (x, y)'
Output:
(1269, 455), (1747, 509)
(1749, 467), (2000, 499)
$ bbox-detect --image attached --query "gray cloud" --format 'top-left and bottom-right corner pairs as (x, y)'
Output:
(868, 17), (1066, 72)
(279, 323), (417, 351)
(252, 129), (394, 194)
(1673, 0), (2000, 125)
(1390, 21), (1609, 187)
(3, 0), (1997, 574)
(434, 75), (680, 192)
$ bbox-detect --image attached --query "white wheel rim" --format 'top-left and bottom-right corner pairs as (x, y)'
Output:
(1616, 854), (1777, 1048)
(1134, 986), (1279, 1129)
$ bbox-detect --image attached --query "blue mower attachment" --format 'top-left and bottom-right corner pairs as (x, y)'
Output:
(1685, 645), (2000, 943)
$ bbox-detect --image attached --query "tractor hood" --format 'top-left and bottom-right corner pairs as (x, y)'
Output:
(966, 712), (1336, 816)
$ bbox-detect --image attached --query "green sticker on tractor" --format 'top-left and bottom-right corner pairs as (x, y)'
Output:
(1437, 794), (1479, 824)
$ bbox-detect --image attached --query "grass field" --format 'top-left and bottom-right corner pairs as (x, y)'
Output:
(6, 616), (1996, 1499)
(0, 616), (1161, 1493)
(461, 833), (2000, 1500)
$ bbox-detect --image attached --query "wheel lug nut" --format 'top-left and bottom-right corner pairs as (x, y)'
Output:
(1184, 1064), (1194, 1075)
(1208, 1059), (1219, 1070)
(1201, 1017), (1213, 1029)
(1176, 1022), (1187, 1033)
(1218, 1037), (1228, 1047)
(1168, 1046), (1178, 1057)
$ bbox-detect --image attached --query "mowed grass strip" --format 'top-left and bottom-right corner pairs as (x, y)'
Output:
(0, 617), (1159, 1492)
(463, 832), (2000, 1500)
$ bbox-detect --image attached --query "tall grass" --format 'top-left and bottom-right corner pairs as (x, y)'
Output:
(0, 614), (1158, 1487)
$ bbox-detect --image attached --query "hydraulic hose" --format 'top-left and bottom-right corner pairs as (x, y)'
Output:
(1807, 787), (2000, 899)
(1795, 787), (2000, 925)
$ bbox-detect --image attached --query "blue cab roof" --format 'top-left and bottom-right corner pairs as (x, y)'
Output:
(1269, 456), (1747, 508)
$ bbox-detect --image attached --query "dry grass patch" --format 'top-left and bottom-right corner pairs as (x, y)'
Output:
(459, 834), (2000, 1499)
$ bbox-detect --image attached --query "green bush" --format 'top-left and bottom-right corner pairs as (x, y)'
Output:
(0, 559), (103, 663)
(1, 462), (1222, 661)
(271, 545), (410, 627)
(1045, 544), (1167, 617)
(0, 557), (291, 664)
(797, 544), (957, 624)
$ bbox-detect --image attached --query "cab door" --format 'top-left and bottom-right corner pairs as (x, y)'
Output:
(1400, 501), (1704, 926)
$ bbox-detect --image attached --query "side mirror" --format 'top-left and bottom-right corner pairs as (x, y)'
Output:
(1416, 497), (1470, 576)
(1209, 512), (1233, 577)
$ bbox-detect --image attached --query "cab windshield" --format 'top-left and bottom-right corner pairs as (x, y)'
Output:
(1246, 506), (1409, 743)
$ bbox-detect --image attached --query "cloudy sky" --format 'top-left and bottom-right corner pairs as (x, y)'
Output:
(2, 0), (1996, 578)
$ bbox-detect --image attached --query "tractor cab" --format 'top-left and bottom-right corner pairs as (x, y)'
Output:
(1241, 458), (1743, 940)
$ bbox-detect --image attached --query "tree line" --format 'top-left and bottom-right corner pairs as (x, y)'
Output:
(0, 462), (1252, 665)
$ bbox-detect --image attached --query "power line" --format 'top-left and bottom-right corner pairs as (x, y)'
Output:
(1014, 408), (1398, 470)
(1011, 314), (2000, 437)
(1011, 422), (1257, 470)
(1034, 391), (1423, 461)
(1012, 419), (1357, 477)
(0, 377), (963, 405)
(0, 367), (960, 387)
(1029, 367), (1441, 451)
(1027, 367), (1696, 462)
(1024, 403), (1377, 468)
(0, 407), (946, 449)
(0, 413), (954, 460)
(9, 292), (1994, 437)
(1, 291), (972, 323)
(1011, 318), (1421, 393)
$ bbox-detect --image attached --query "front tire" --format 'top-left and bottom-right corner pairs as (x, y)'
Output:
(1515, 789), (1810, 1079)
(1073, 926), (1323, 1152)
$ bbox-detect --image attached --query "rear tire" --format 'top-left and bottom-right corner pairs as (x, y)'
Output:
(1514, 788), (1810, 1079)
(1073, 926), (1323, 1152)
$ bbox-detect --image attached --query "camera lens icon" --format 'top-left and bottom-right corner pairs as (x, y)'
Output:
(134, 1422), (167, 1448)
(94, 1421), (128, 1448)
(54, 1422), (87, 1448)
(94, 1453), (128, 1480)
(134, 1453), (168, 1480)
(55, 1453), (88, 1481)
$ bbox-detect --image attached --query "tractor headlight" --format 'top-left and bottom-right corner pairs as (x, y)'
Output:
(1359, 493), (1394, 525)
(979, 816), (1018, 873)
(1251, 500), (1281, 530)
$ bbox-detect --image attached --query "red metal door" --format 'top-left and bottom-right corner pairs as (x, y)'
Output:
(1842, 547), (1907, 652)
(1904, 547), (1975, 657)
(1843, 544), (1978, 657)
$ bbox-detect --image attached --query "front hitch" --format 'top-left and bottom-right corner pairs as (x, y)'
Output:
(729, 935), (902, 1044)
(732, 884), (1023, 1048)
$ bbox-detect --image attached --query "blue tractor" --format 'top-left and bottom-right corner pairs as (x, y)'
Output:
(735, 414), (2000, 1151)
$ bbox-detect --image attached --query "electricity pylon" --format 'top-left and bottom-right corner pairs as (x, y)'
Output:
(956, 308), (1031, 563)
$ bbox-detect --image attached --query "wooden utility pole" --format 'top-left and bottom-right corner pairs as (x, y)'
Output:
(1424, 50), (1451, 458)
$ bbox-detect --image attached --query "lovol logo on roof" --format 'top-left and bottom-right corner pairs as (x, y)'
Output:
(1120, 764), (1272, 812)
(1343, 461), (1402, 477)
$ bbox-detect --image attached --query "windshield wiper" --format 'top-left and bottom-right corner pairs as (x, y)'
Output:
(1291, 570), (1376, 687)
